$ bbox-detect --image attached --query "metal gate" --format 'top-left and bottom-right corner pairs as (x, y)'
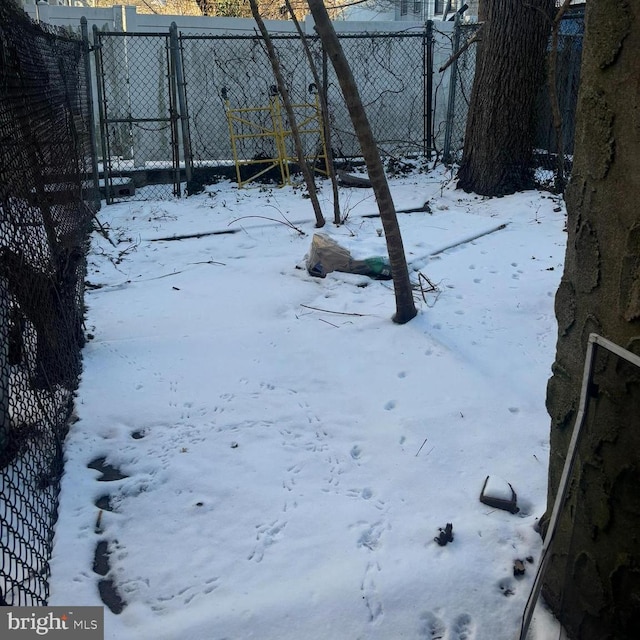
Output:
(93, 28), (183, 202)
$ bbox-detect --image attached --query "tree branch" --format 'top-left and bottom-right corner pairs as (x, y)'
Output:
(438, 26), (483, 73)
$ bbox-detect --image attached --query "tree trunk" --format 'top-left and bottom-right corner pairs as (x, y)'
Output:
(249, 0), (325, 228)
(284, 0), (342, 225)
(306, 0), (417, 324)
(544, 2), (640, 638)
(457, 0), (554, 196)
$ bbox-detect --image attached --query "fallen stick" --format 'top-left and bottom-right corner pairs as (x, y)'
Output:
(428, 222), (508, 256)
(362, 202), (431, 218)
(149, 229), (238, 242)
(337, 169), (372, 188)
(300, 303), (371, 317)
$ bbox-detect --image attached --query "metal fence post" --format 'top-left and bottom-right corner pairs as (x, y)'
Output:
(424, 20), (434, 157)
(170, 22), (193, 191)
(443, 13), (461, 164)
(81, 17), (101, 209)
(92, 25), (112, 204)
(167, 26), (181, 197)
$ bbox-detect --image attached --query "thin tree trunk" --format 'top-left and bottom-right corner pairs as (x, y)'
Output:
(284, 0), (341, 225)
(306, 0), (417, 324)
(249, 0), (325, 228)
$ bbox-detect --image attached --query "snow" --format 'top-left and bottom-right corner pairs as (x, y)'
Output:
(49, 165), (568, 640)
(482, 476), (517, 504)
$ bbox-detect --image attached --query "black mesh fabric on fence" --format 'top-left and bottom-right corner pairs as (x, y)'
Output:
(1, 1), (96, 606)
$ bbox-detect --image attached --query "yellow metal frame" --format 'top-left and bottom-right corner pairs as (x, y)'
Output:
(226, 93), (329, 188)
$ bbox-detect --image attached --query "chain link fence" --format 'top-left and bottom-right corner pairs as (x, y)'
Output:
(94, 28), (182, 202)
(95, 27), (439, 197)
(92, 13), (583, 201)
(180, 32), (324, 186)
(323, 31), (428, 161)
(440, 21), (481, 165)
(1, 1), (97, 606)
(180, 30), (432, 186)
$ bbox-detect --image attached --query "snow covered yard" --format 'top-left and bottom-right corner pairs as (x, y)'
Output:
(49, 166), (567, 640)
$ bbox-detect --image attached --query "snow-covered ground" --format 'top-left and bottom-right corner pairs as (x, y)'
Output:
(49, 165), (567, 639)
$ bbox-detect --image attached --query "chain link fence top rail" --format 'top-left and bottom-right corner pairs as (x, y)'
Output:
(1, 0), (96, 606)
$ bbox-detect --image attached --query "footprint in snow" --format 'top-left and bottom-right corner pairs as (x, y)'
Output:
(357, 522), (385, 551)
(453, 613), (476, 640)
(418, 611), (446, 639)
(498, 577), (516, 597)
(361, 561), (383, 623)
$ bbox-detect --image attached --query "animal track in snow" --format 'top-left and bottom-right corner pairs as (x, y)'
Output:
(357, 521), (385, 551)
(248, 519), (287, 563)
(453, 613), (476, 640)
(498, 577), (516, 597)
(418, 612), (476, 640)
(325, 454), (342, 489)
(361, 487), (373, 500)
(283, 463), (303, 492)
(346, 487), (374, 500)
(418, 611), (446, 639)
(203, 576), (220, 595)
(361, 561), (383, 623)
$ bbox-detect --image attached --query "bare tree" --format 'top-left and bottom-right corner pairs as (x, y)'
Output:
(283, 0), (342, 225)
(456, 0), (555, 196)
(248, 0), (325, 228)
(306, 0), (417, 324)
(543, 1), (640, 637)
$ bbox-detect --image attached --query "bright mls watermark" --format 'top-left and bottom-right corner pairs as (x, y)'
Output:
(1, 607), (103, 639)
